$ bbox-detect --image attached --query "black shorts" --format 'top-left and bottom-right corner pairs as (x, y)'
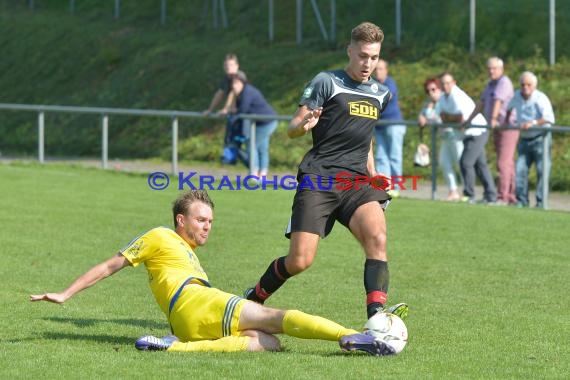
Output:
(284, 173), (391, 239)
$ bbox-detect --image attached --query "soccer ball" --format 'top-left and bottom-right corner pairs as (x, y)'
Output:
(363, 312), (408, 354)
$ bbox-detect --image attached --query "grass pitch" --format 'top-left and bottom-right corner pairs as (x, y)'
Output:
(0, 163), (568, 379)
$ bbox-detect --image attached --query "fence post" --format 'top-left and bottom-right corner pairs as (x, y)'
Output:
(101, 115), (109, 169)
(172, 117), (179, 176)
(542, 131), (551, 210)
(395, 0), (401, 46)
(220, 0), (228, 28)
(330, 0), (336, 43)
(114, 0), (120, 19)
(469, 0), (476, 54)
(430, 124), (437, 200)
(296, 0), (303, 45)
(38, 111), (45, 164)
(268, 0), (274, 41)
(310, 0), (328, 41)
(160, 0), (167, 25)
(549, 0), (556, 65)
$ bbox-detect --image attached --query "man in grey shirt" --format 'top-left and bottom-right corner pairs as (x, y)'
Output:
(440, 72), (497, 204)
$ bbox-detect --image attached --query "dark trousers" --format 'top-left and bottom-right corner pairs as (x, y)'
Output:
(460, 132), (497, 202)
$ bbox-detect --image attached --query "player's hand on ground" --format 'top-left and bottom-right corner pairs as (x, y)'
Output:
(30, 292), (67, 304)
(302, 107), (323, 132)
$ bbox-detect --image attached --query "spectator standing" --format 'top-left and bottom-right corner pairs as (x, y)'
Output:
(418, 77), (463, 201)
(467, 57), (517, 205)
(232, 72), (278, 177)
(202, 53), (247, 162)
(374, 59), (406, 196)
(439, 72), (497, 204)
(505, 71), (554, 208)
(203, 53), (241, 116)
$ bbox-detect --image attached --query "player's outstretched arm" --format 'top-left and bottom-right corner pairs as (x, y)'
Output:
(288, 106), (322, 138)
(30, 253), (130, 304)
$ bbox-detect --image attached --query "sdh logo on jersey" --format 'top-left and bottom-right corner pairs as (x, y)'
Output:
(348, 101), (378, 120)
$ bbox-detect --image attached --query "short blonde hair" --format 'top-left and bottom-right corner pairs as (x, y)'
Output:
(172, 191), (214, 228)
(351, 22), (384, 44)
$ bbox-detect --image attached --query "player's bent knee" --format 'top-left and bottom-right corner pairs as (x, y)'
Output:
(284, 253), (315, 274)
(371, 232), (387, 249)
(361, 233), (388, 261)
(245, 330), (281, 352)
(287, 257), (313, 273)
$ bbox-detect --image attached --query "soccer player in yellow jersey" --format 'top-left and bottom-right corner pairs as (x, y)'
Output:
(30, 190), (396, 355)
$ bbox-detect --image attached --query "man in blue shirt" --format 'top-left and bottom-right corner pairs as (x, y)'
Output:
(374, 59), (405, 196)
(505, 71), (555, 208)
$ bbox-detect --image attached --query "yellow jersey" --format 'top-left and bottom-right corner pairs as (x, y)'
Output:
(120, 227), (209, 316)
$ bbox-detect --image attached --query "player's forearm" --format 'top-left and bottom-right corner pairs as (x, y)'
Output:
(288, 117), (307, 139)
(61, 255), (126, 301)
(207, 90), (224, 112)
(490, 99), (502, 122)
(59, 264), (109, 300)
(221, 91), (236, 112)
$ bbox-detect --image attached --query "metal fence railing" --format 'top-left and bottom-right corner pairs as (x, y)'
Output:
(423, 122), (568, 210)
(1, 102), (569, 209)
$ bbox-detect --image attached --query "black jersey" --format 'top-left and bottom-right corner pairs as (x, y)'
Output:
(297, 70), (391, 177)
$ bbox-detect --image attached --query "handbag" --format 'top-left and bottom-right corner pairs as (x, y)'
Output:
(413, 143), (430, 167)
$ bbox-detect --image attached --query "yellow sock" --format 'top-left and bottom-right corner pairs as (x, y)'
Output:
(282, 310), (359, 341)
(167, 336), (250, 352)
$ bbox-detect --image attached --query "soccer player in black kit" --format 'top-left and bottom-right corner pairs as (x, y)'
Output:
(245, 22), (408, 328)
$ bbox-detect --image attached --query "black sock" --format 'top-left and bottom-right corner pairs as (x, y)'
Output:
(364, 259), (389, 318)
(247, 256), (291, 303)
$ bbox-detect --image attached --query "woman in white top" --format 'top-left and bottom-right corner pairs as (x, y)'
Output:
(418, 77), (463, 201)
